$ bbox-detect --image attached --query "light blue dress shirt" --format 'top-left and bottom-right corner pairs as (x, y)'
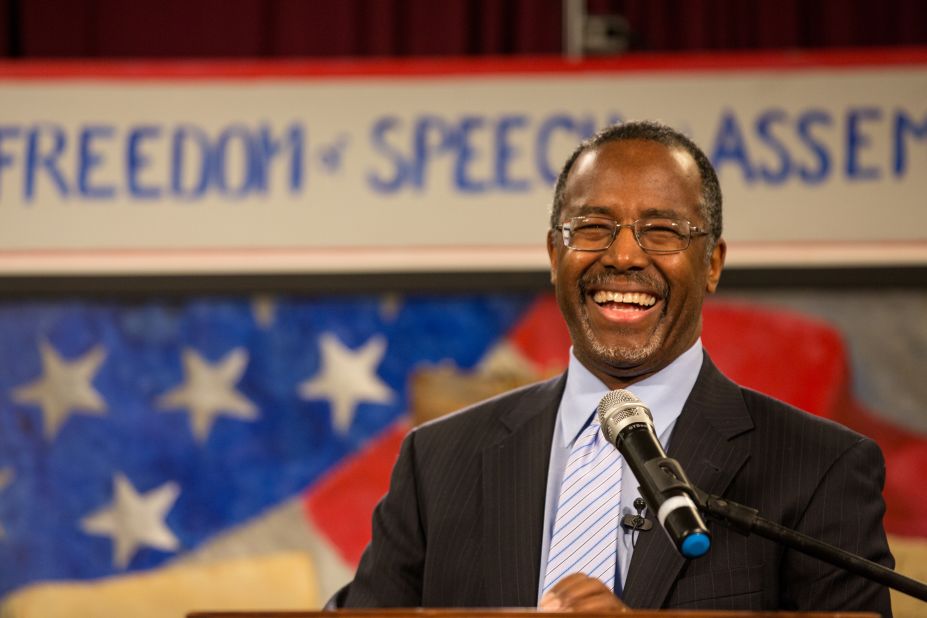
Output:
(537, 339), (704, 601)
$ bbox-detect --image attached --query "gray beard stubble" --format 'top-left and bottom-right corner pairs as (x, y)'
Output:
(576, 271), (668, 367)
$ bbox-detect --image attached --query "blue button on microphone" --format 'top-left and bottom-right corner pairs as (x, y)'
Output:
(681, 532), (711, 558)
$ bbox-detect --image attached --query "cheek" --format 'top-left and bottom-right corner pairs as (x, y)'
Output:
(663, 263), (708, 313)
(563, 253), (599, 277)
(551, 258), (571, 289)
(553, 261), (586, 311)
(671, 278), (709, 328)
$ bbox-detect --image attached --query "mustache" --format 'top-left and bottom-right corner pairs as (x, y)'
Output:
(578, 271), (669, 298)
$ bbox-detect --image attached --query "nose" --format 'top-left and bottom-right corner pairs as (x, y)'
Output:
(601, 224), (650, 271)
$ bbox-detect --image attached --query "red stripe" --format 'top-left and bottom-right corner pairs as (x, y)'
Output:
(303, 420), (409, 565)
(0, 47), (925, 81)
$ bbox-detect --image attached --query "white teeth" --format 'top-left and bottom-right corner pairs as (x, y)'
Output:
(592, 291), (657, 307)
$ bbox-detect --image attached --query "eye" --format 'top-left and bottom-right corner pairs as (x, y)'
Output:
(640, 220), (684, 238)
(573, 218), (613, 236)
(636, 218), (690, 251)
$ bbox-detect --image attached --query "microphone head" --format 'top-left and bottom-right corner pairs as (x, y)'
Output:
(597, 389), (654, 445)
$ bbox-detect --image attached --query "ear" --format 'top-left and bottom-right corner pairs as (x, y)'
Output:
(547, 229), (559, 286)
(706, 238), (726, 294)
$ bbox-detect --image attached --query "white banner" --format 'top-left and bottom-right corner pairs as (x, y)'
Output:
(1, 52), (926, 274)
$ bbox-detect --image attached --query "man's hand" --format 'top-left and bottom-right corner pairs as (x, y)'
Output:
(538, 573), (629, 612)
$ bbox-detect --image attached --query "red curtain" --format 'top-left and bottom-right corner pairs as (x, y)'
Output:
(2, 0), (925, 58)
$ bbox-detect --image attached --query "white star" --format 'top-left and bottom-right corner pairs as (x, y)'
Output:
(157, 347), (258, 443)
(298, 333), (395, 435)
(80, 473), (180, 569)
(12, 340), (107, 440)
(0, 468), (12, 539)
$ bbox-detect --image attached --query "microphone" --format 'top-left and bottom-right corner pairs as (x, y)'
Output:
(597, 389), (711, 559)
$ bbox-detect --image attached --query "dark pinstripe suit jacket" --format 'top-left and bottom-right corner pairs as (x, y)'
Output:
(340, 353), (894, 616)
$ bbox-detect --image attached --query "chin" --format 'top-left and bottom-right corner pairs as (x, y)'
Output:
(581, 323), (663, 368)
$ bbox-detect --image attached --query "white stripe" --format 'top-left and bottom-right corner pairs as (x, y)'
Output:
(656, 494), (698, 527)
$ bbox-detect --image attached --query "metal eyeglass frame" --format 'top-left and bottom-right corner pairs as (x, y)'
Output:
(554, 215), (709, 254)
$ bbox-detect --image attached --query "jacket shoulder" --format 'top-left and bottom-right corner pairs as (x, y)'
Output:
(738, 385), (873, 451)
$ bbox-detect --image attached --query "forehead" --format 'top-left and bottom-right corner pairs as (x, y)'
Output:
(563, 139), (702, 218)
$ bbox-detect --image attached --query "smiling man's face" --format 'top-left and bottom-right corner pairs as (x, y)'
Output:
(547, 139), (726, 389)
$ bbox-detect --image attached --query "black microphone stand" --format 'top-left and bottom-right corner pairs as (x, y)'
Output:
(693, 486), (927, 603)
(645, 456), (927, 603)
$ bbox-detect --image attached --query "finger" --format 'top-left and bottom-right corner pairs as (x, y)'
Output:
(538, 590), (564, 611)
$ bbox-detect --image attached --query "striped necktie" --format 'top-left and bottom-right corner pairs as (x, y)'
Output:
(542, 416), (623, 594)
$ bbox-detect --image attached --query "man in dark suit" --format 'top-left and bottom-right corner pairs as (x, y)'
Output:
(333, 121), (894, 615)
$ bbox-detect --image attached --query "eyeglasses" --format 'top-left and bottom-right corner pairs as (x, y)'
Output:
(555, 215), (709, 254)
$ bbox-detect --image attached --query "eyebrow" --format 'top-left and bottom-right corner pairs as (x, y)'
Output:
(569, 205), (689, 219)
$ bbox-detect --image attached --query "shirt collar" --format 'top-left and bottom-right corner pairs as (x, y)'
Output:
(558, 339), (704, 447)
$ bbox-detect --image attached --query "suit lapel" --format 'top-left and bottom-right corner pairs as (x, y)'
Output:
(622, 354), (753, 608)
(482, 374), (565, 607)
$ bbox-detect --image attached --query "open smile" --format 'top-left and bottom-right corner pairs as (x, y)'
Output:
(587, 289), (662, 324)
(591, 290), (657, 307)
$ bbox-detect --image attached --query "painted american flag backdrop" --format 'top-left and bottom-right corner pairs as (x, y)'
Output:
(0, 290), (925, 611)
(0, 294), (531, 599)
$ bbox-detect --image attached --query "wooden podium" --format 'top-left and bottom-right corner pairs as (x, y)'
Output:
(189, 610), (881, 618)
